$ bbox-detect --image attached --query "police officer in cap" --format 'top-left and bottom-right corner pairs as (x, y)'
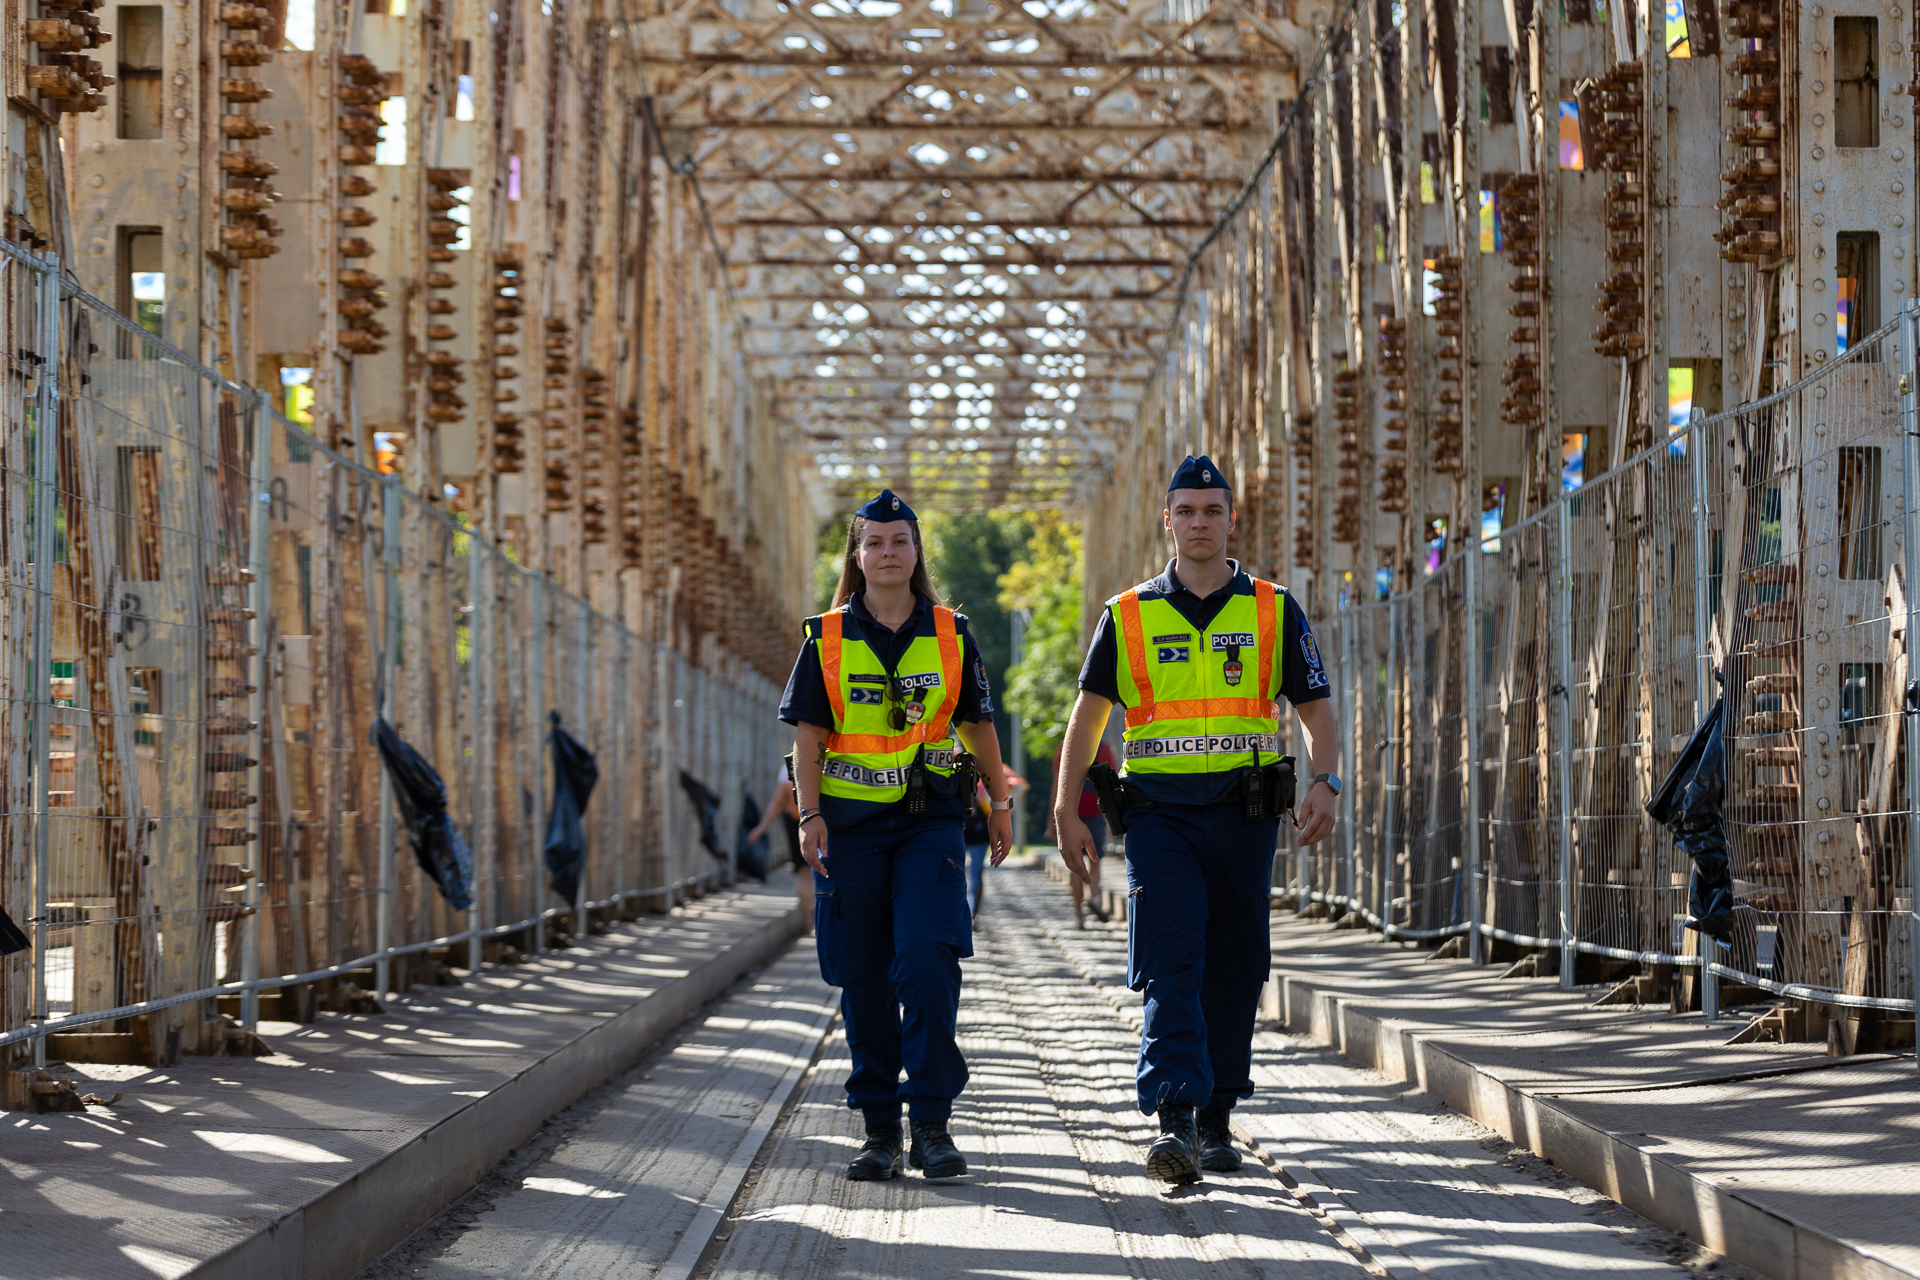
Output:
(1051, 456), (1340, 1182)
(779, 489), (1015, 1181)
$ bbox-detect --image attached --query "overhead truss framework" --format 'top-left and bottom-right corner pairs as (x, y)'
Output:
(637, 0), (1304, 506)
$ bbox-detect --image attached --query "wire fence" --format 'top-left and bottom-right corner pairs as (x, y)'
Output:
(0, 243), (780, 1067)
(1291, 310), (1920, 1039)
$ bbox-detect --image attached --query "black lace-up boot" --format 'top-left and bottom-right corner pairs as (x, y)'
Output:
(847, 1119), (904, 1181)
(1197, 1103), (1243, 1172)
(907, 1118), (969, 1178)
(1146, 1101), (1202, 1183)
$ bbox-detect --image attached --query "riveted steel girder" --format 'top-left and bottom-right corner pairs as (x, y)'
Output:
(638, 0), (1300, 504)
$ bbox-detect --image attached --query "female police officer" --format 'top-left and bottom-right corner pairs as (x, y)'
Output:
(1051, 456), (1341, 1184)
(780, 489), (1014, 1181)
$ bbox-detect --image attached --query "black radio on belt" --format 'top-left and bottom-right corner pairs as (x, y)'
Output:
(1087, 760), (1149, 836)
(1239, 755), (1296, 820)
(905, 746), (929, 814)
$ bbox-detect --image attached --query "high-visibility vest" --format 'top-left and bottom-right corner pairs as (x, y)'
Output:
(809, 604), (964, 804)
(1108, 578), (1284, 778)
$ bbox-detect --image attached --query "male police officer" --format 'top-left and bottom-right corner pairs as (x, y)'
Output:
(1052, 455), (1341, 1183)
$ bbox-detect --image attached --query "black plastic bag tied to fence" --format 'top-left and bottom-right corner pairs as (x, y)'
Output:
(373, 716), (475, 912)
(737, 786), (769, 884)
(0, 905), (28, 957)
(1645, 696), (1735, 946)
(679, 770), (728, 864)
(544, 712), (600, 906)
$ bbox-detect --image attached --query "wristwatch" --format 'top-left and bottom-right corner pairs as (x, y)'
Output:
(1312, 772), (1342, 796)
(989, 797), (1012, 811)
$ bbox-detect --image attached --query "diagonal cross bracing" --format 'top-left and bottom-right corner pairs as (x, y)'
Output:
(637, 0), (1303, 506)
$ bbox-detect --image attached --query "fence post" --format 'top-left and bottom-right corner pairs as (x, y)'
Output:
(466, 544), (486, 975)
(1464, 528), (1484, 962)
(1900, 300), (1920, 1067)
(531, 575), (547, 950)
(1690, 401), (1720, 1020)
(612, 629), (627, 911)
(374, 478), (400, 1005)
(29, 255), (59, 1068)
(575, 604), (589, 921)
(1381, 594), (1401, 939)
(1554, 499), (1577, 989)
(243, 391), (273, 1030)
(1341, 608), (1357, 911)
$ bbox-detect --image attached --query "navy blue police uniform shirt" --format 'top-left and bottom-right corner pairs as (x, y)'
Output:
(1078, 559), (1329, 806)
(779, 592), (994, 832)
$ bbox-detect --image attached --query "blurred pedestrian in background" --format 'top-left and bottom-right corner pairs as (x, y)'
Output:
(747, 771), (811, 934)
(1052, 738), (1118, 927)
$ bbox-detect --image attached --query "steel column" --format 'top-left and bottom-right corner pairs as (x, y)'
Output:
(242, 391), (273, 1030)
(29, 256), (58, 1068)
(1900, 300), (1920, 1067)
(1464, 531), (1483, 963)
(1554, 500), (1576, 989)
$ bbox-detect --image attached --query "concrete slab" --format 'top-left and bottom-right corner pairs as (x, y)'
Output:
(0, 883), (801, 1280)
(1255, 914), (1920, 1280)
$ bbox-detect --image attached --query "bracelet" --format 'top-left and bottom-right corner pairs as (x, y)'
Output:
(797, 809), (825, 827)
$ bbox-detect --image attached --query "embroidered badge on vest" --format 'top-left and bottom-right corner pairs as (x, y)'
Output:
(1156, 645), (1190, 663)
(1224, 660), (1243, 686)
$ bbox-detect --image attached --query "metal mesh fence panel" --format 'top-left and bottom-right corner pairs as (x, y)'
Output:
(1289, 308), (1920, 1035)
(0, 249), (781, 1063)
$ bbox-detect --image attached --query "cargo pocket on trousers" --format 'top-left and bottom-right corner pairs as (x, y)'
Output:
(813, 889), (844, 987)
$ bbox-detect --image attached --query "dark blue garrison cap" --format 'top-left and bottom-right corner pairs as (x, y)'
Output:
(856, 488), (917, 522)
(1167, 455), (1231, 496)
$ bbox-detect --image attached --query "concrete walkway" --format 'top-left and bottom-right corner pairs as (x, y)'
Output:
(1, 881), (801, 1280)
(1253, 909), (1920, 1280)
(377, 861), (1727, 1280)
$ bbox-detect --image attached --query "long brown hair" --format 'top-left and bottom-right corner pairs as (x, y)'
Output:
(830, 516), (944, 610)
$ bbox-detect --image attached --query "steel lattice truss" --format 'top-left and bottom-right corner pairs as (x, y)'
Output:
(637, 0), (1302, 506)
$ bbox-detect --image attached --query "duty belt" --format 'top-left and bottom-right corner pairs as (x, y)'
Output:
(825, 748), (957, 789)
(1123, 733), (1280, 760)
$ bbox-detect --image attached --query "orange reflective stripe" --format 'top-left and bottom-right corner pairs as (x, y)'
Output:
(1117, 590), (1157, 720)
(923, 606), (962, 740)
(827, 730), (915, 753)
(1123, 697), (1274, 729)
(1255, 578), (1278, 699)
(820, 611), (846, 724)
(823, 606), (964, 753)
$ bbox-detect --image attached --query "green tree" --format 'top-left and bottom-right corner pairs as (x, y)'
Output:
(921, 510), (1033, 758)
(998, 513), (1084, 764)
(812, 518), (844, 613)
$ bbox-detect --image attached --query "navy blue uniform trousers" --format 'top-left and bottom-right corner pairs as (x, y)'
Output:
(1123, 803), (1279, 1115)
(812, 812), (972, 1123)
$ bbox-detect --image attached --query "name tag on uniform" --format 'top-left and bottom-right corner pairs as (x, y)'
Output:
(1210, 632), (1256, 651)
(1152, 633), (1192, 644)
(1156, 646), (1190, 663)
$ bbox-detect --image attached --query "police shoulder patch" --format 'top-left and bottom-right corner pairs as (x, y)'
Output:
(1301, 631), (1323, 670)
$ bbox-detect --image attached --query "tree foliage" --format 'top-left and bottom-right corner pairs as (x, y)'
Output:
(922, 510), (1033, 757)
(997, 514), (1084, 760)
